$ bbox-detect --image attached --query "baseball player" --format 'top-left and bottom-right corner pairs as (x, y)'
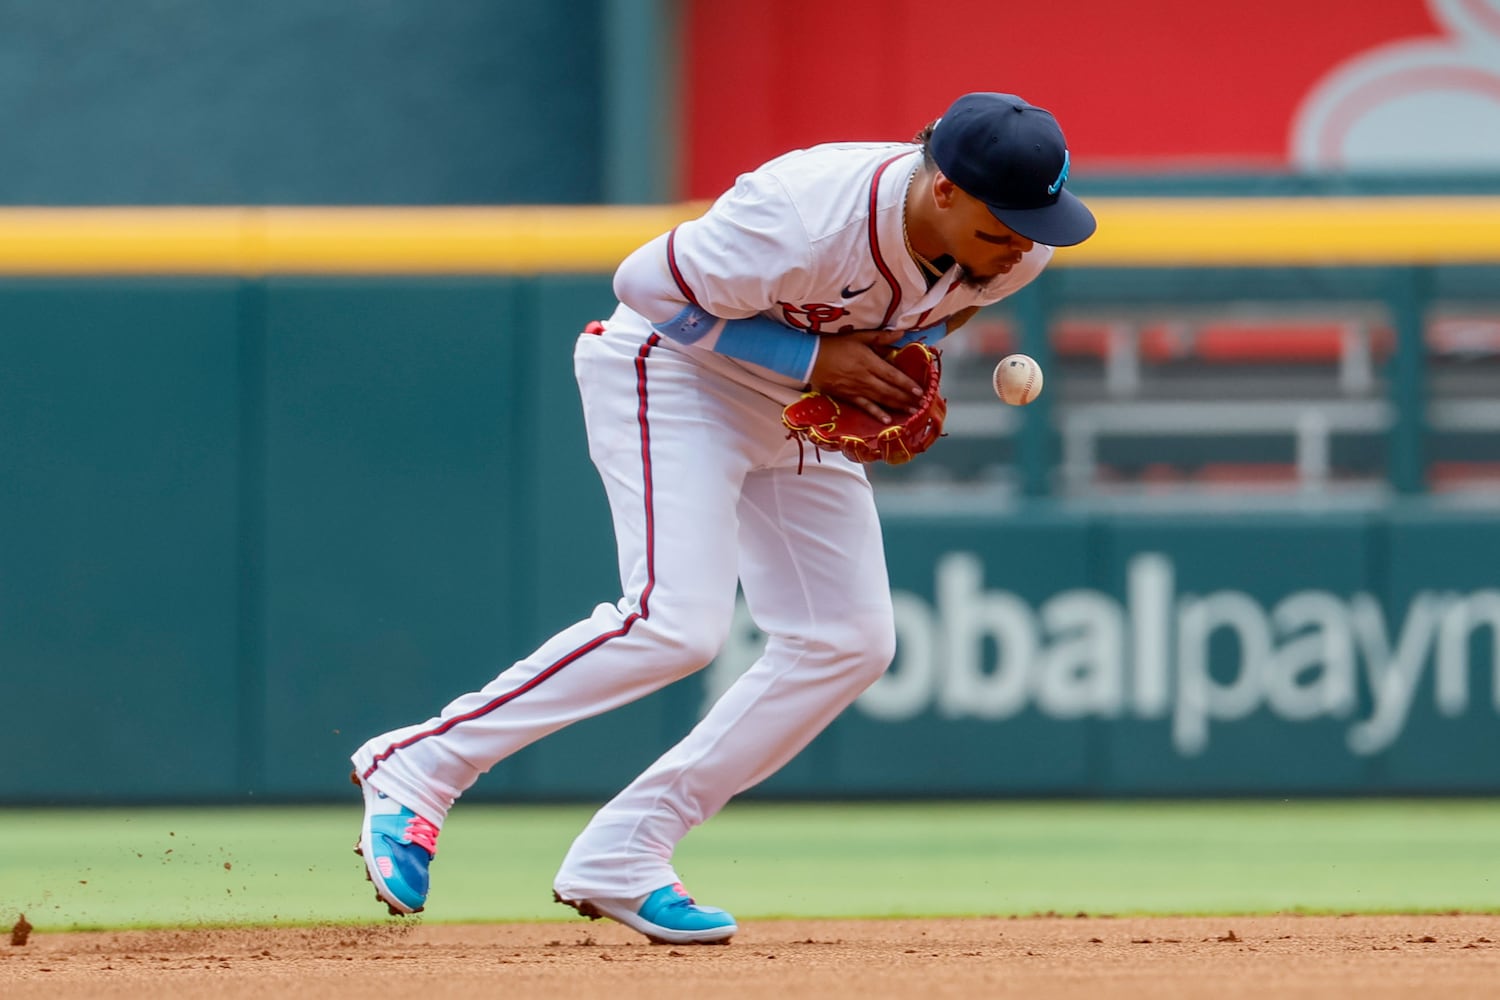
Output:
(351, 92), (1096, 945)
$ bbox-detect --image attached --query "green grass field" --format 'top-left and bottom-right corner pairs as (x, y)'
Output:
(5, 799), (1498, 931)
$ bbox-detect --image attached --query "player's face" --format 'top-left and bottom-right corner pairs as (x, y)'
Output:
(933, 177), (1036, 286)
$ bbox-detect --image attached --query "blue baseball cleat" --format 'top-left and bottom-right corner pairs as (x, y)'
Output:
(352, 772), (439, 915)
(555, 882), (737, 945)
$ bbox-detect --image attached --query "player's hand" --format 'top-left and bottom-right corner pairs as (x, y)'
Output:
(808, 330), (926, 423)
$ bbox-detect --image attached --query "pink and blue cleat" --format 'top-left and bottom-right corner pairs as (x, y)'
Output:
(352, 772), (439, 915)
(555, 882), (737, 945)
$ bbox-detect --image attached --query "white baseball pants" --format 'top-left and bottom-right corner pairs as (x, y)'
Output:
(353, 325), (896, 900)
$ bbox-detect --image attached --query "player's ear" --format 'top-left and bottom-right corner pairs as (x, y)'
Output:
(930, 171), (960, 209)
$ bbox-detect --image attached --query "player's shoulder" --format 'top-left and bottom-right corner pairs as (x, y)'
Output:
(755, 141), (914, 183)
(731, 142), (914, 236)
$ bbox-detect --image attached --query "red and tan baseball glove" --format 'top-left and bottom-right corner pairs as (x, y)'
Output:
(781, 342), (947, 465)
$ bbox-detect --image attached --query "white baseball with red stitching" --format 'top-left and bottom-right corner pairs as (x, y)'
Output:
(994, 353), (1044, 406)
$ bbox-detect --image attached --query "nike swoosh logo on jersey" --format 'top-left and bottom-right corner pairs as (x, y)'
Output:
(841, 282), (875, 299)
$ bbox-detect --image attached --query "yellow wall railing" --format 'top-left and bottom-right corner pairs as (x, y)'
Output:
(1, 197), (1500, 275)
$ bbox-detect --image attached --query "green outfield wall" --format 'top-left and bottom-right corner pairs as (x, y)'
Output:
(0, 4), (609, 206)
(2, 274), (1498, 803)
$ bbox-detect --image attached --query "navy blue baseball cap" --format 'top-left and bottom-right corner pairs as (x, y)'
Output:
(929, 92), (1097, 247)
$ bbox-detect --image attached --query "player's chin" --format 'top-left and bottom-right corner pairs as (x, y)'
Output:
(963, 264), (1011, 286)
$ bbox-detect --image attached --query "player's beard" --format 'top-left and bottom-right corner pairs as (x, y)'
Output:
(957, 266), (994, 290)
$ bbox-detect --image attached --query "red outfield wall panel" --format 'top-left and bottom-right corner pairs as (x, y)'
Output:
(683, 0), (1446, 197)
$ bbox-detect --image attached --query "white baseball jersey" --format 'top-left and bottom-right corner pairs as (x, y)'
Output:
(610, 142), (1052, 402)
(353, 139), (1056, 908)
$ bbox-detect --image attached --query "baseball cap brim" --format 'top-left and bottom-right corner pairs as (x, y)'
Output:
(986, 189), (1097, 247)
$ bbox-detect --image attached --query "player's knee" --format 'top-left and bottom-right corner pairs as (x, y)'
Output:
(642, 605), (733, 676)
(818, 607), (897, 682)
(856, 612), (898, 682)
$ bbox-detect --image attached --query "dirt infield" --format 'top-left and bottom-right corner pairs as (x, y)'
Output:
(3, 914), (1498, 999)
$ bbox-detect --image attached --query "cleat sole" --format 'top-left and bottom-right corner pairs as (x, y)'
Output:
(554, 891), (604, 921)
(553, 891), (732, 945)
